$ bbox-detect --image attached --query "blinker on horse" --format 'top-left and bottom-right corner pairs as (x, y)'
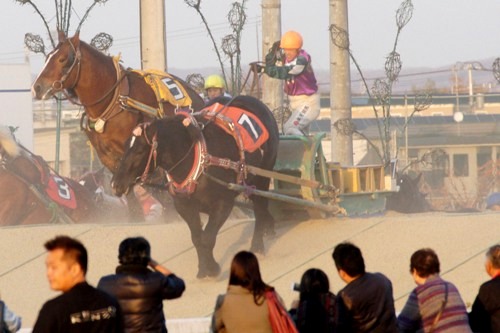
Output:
(111, 95), (279, 278)
(31, 31), (204, 221)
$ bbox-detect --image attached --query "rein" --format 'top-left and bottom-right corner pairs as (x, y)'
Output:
(139, 127), (158, 183)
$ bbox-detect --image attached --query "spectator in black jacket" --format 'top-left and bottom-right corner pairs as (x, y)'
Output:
(97, 237), (185, 333)
(33, 235), (122, 333)
(332, 242), (398, 333)
(469, 244), (500, 333)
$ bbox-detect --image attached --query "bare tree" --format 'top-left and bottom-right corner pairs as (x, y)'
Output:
(16, 0), (113, 56)
(329, 0), (431, 167)
(493, 57), (500, 84)
(184, 0), (248, 96)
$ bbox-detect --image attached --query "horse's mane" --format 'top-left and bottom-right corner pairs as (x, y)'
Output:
(0, 127), (20, 157)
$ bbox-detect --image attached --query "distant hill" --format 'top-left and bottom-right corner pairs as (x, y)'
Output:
(38, 57), (497, 97)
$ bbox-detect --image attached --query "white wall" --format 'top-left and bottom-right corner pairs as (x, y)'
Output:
(0, 63), (33, 150)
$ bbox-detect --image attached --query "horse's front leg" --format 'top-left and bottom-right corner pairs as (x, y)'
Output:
(199, 199), (235, 277)
(173, 198), (207, 277)
(175, 197), (233, 278)
(250, 194), (275, 254)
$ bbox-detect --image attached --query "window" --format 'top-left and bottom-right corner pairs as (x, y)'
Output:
(477, 151), (492, 176)
(426, 149), (449, 189)
(453, 154), (469, 177)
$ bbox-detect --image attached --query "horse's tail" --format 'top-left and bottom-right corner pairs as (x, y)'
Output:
(0, 127), (20, 157)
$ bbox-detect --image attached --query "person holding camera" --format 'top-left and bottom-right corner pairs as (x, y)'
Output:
(97, 237), (185, 333)
(289, 268), (336, 333)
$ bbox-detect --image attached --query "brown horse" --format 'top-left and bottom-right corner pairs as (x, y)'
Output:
(31, 31), (205, 220)
(0, 130), (97, 225)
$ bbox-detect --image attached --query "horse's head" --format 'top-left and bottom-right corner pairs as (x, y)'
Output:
(111, 115), (202, 197)
(397, 173), (422, 194)
(32, 31), (82, 100)
(387, 172), (429, 213)
(111, 122), (158, 196)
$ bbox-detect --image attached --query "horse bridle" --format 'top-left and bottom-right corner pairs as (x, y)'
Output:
(50, 38), (127, 110)
(51, 38), (82, 98)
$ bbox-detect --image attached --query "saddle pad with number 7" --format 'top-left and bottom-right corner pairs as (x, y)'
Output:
(200, 103), (269, 153)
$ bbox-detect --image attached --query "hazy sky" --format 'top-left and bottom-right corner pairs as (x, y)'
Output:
(2, 0), (500, 75)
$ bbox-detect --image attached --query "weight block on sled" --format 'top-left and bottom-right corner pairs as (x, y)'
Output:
(337, 165), (385, 193)
(270, 133), (331, 220)
(343, 167), (361, 193)
(327, 162), (344, 194)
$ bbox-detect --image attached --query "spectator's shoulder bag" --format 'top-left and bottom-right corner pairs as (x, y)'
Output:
(265, 290), (299, 333)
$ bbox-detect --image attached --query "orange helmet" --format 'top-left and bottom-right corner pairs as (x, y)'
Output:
(280, 30), (303, 49)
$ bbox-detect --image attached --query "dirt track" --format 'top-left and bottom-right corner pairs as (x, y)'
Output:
(0, 210), (498, 330)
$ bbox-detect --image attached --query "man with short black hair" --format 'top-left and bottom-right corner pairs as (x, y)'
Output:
(469, 244), (500, 333)
(97, 236), (185, 333)
(332, 242), (398, 332)
(33, 235), (122, 333)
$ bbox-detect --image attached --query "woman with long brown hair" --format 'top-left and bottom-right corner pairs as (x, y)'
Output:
(211, 251), (281, 333)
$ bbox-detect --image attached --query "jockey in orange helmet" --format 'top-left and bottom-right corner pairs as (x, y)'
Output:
(261, 30), (320, 136)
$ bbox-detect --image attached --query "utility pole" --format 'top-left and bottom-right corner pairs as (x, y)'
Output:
(140, 0), (167, 71)
(261, 0), (283, 112)
(329, 0), (353, 165)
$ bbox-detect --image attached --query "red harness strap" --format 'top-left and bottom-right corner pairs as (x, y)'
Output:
(139, 109), (261, 196)
(164, 112), (249, 196)
(164, 113), (207, 196)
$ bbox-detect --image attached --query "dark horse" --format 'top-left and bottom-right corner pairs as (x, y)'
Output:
(31, 31), (204, 220)
(386, 173), (430, 213)
(0, 129), (97, 225)
(111, 96), (279, 278)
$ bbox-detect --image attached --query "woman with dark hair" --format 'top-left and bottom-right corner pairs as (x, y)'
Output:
(211, 251), (281, 333)
(289, 268), (336, 333)
(398, 248), (472, 333)
(97, 237), (185, 333)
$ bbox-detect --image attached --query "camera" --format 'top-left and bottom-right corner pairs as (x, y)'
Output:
(292, 282), (301, 292)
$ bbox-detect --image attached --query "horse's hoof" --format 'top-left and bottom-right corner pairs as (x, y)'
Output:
(207, 263), (221, 277)
(196, 270), (208, 279)
(197, 264), (220, 279)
